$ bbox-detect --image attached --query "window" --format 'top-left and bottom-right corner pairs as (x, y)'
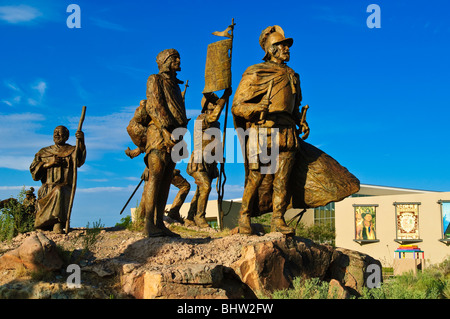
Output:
(314, 202), (335, 227)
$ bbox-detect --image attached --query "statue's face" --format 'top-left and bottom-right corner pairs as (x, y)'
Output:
(53, 127), (69, 145)
(273, 43), (290, 62)
(168, 54), (181, 72)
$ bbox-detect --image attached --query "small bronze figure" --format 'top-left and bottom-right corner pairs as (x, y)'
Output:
(30, 126), (86, 233)
(184, 88), (232, 228)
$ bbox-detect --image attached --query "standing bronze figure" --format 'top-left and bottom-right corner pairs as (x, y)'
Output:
(232, 25), (360, 236)
(128, 49), (189, 237)
(30, 125), (86, 233)
(232, 26), (306, 235)
(184, 89), (232, 228)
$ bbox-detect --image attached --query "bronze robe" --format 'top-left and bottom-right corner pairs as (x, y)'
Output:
(30, 144), (86, 229)
(232, 62), (360, 216)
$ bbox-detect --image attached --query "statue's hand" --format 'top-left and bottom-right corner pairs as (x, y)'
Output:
(301, 121), (310, 140)
(75, 130), (84, 140)
(255, 98), (269, 117)
(45, 155), (64, 168)
(162, 129), (176, 150)
(222, 87), (232, 99)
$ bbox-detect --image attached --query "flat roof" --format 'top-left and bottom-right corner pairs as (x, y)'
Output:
(357, 184), (437, 196)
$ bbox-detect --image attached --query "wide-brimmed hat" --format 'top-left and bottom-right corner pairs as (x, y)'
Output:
(259, 25), (293, 61)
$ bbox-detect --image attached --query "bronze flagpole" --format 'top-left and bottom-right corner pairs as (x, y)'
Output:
(215, 18), (235, 230)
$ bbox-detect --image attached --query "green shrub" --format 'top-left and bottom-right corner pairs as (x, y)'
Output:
(272, 277), (330, 299)
(295, 223), (335, 246)
(252, 213), (336, 245)
(83, 219), (104, 250)
(115, 215), (132, 229)
(115, 214), (144, 232)
(361, 267), (448, 299)
(0, 187), (35, 241)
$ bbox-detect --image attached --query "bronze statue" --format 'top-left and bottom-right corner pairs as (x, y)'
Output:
(184, 88), (232, 228)
(127, 48), (189, 237)
(30, 126), (86, 233)
(166, 168), (190, 224)
(232, 26), (360, 236)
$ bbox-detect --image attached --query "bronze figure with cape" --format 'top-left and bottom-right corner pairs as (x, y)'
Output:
(232, 25), (360, 235)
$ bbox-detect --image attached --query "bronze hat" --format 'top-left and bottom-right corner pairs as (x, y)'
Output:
(156, 48), (179, 70)
(259, 26), (293, 61)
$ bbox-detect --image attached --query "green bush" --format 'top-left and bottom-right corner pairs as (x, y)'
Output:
(0, 187), (35, 241)
(295, 223), (335, 246)
(361, 263), (450, 299)
(252, 213), (336, 245)
(272, 277), (330, 299)
(115, 215), (132, 229)
(83, 219), (104, 251)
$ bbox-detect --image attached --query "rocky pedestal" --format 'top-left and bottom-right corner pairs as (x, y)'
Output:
(0, 230), (381, 299)
(116, 234), (381, 299)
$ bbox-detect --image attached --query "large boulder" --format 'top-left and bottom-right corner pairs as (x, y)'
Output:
(116, 235), (381, 299)
(0, 232), (63, 272)
(119, 262), (255, 299)
(328, 247), (383, 295)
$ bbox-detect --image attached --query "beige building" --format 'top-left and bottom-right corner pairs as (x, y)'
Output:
(159, 183), (449, 267)
(336, 188), (450, 267)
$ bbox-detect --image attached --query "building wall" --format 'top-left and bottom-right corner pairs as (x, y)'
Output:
(335, 191), (450, 267)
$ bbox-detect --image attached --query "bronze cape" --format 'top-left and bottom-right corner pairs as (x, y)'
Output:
(232, 62), (360, 217)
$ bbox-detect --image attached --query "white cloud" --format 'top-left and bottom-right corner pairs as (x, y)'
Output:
(77, 185), (136, 194)
(32, 81), (47, 97)
(0, 155), (34, 171)
(90, 17), (126, 32)
(0, 5), (42, 24)
(65, 107), (136, 159)
(0, 112), (48, 170)
(2, 79), (47, 107)
(0, 185), (33, 191)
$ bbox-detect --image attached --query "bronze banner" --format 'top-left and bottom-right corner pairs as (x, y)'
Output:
(203, 38), (232, 93)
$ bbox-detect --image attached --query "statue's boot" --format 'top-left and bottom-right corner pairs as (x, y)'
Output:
(143, 214), (165, 237)
(53, 222), (63, 234)
(238, 211), (253, 235)
(167, 209), (184, 224)
(271, 212), (295, 236)
(184, 206), (196, 227)
(156, 210), (181, 238)
(194, 214), (210, 228)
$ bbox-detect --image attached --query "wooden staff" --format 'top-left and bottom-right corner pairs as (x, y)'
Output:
(65, 106), (86, 234)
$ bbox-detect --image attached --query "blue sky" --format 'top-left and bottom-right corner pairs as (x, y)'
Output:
(1, 0), (449, 227)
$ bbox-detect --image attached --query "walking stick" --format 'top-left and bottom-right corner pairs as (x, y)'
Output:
(65, 106), (86, 234)
(119, 177), (144, 215)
